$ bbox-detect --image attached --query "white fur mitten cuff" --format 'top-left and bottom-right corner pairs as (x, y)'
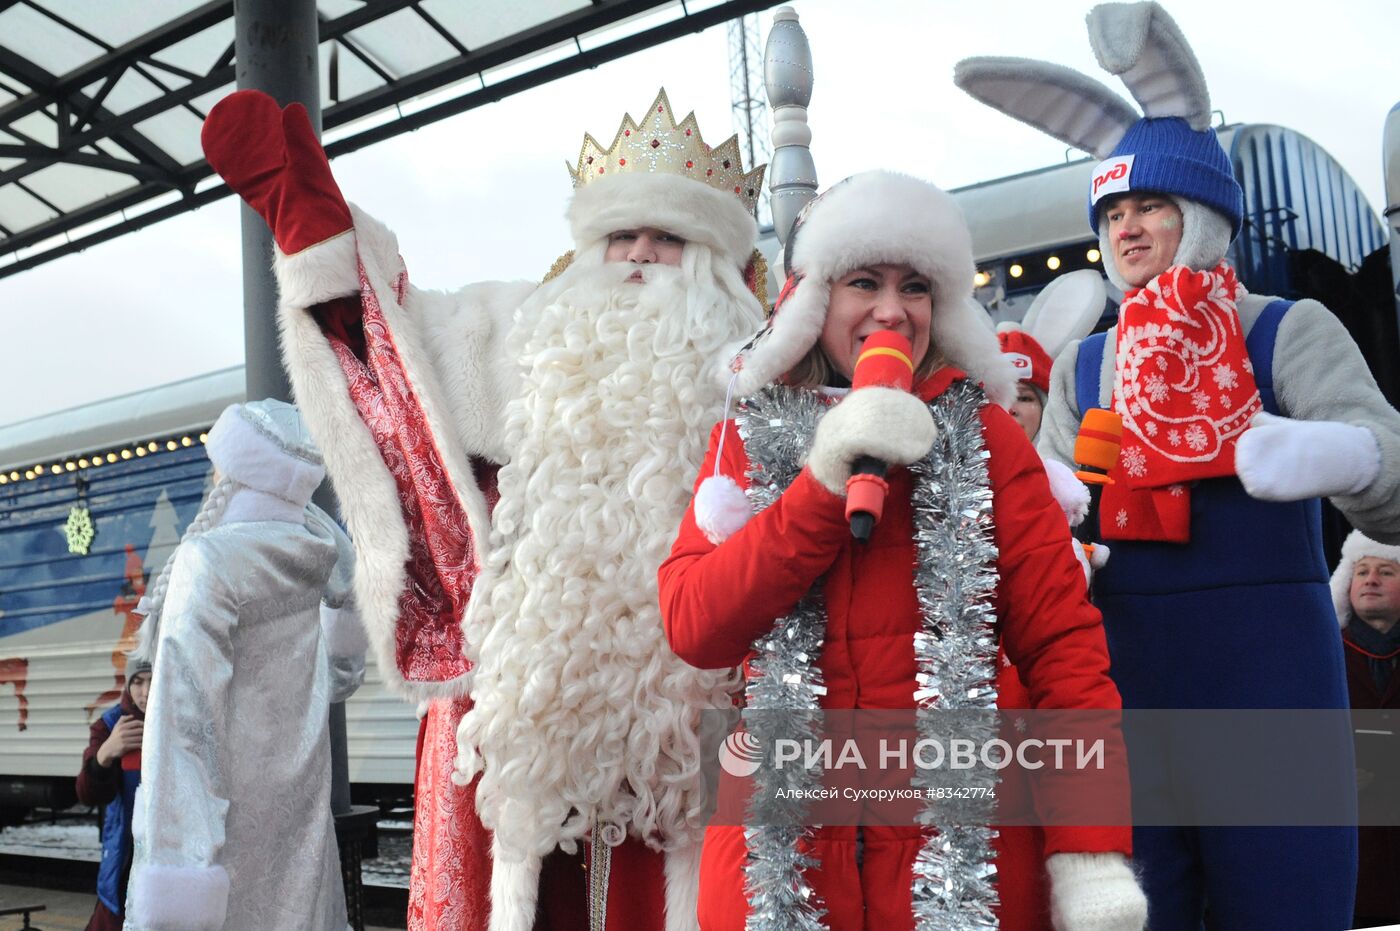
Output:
(128, 862), (231, 931)
(1236, 412), (1381, 502)
(1047, 852), (1147, 931)
(805, 387), (937, 495)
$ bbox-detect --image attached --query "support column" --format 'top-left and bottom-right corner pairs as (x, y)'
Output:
(233, 0), (320, 405)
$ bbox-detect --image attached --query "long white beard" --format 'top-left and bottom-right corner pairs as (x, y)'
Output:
(457, 262), (749, 861)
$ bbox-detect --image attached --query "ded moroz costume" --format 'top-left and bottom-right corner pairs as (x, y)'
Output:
(200, 88), (768, 930)
(957, 2), (1400, 926)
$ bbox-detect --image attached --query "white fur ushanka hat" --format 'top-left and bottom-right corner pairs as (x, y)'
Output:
(1331, 530), (1400, 627)
(727, 170), (1016, 405)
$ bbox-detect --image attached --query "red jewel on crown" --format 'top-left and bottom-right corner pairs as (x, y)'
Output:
(618, 158), (626, 166)
(651, 139), (660, 148)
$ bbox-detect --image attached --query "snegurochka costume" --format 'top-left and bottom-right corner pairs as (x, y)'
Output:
(958, 2), (1400, 927)
(200, 88), (769, 931)
(124, 400), (365, 931)
(660, 170), (1147, 931)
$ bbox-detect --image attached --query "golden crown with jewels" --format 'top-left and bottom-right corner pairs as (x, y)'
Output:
(567, 88), (766, 214)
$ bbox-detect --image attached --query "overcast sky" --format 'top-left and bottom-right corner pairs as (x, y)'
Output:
(3, 0), (1396, 427)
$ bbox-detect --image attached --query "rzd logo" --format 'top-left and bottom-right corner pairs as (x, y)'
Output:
(719, 731), (763, 777)
(1091, 155), (1135, 203)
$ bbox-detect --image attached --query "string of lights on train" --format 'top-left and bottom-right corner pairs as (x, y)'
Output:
(0, 431), (210, 485)
(974, 244), (1104, 291)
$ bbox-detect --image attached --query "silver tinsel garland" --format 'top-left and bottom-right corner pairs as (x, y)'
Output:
(738, 386), (831, 931)
(908, 379), (1001, 931)
(735, 381), (1002, 930)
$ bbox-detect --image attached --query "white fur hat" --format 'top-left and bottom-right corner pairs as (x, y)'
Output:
(205, 399), (326, 508)
(726, 170), (1016, 404)
(568, 171), (758, 270)
(1330, 530), (1400, 627)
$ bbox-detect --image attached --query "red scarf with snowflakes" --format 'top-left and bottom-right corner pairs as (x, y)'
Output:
(1100, 262), (1262, 542)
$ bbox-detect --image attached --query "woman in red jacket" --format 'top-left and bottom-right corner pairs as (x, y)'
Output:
(659, 171), (1143, 930)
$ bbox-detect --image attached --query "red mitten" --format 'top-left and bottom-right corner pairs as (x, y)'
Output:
(201, 90), (353, 255)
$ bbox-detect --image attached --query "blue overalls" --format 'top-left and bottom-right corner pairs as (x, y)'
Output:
(96, 703), (142, 917)
(1077, 301), (1357, 930)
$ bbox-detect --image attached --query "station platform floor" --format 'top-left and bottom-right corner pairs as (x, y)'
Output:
(0, 881), (405, 930)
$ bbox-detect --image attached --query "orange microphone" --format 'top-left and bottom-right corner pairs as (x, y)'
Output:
(1073, 408), (1123, 544)
(846, 331), (916, 542)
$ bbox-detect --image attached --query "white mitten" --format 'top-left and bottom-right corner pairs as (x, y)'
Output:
(1236, 412), (1380, 502)
(805, 387), (937, 494)
(1071, 539), (1111, 585)
(1047, 852), (1148, 931)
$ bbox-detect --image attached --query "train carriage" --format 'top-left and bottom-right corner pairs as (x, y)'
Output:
(0, 368), (417, 823)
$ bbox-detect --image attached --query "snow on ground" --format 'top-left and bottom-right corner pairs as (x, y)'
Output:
(0, 813), (412, 888)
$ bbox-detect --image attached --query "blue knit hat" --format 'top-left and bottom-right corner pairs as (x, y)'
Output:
(1087, 117), (1242, 238)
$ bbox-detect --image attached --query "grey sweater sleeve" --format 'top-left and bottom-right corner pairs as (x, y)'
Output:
(1273, 299), (1400, 542)
(1037, 338), (1087, 468)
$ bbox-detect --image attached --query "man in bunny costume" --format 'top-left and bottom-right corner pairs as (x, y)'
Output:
(957, 2), (1400, 928)
(201, 88), (767, 930)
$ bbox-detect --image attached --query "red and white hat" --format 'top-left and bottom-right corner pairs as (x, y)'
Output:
(726, 170), (1016, 406)
(996, 325), (1054, 396)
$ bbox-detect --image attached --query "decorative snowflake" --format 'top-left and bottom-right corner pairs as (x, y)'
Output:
(1192, 390), (1211, 412)
(1169, 484), (1186, 497)
(1219, 394), (1232, 408)
(1156, 356), (1169, 371)
(1122, 445), (1149, 478)
(1144, 421), (1159, 436)
(1167, 429), (1182, 447)
(1145, 373), (1170, 403)
(1185, 423), (1209, 451)
(1130, 402), (1142, 416)
(1213, 364), (1239, 391)
(1115, 509), (1129, 529)
(1014, 716), (1029, 734)
(65, 506), (96, 556)
(1243, 358), (1254, 375)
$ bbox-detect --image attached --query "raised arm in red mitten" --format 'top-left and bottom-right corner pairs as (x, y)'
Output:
(201, 90), (352, 256)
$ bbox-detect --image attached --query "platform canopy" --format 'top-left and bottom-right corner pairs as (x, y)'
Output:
(0, 0), (771, 280)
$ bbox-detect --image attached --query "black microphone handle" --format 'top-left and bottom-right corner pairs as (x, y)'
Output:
(1074, 480), (1104, 544)
(849, 456), (888, 543)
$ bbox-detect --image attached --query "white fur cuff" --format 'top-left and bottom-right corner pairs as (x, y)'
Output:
(694, 475), (753, 544)
(274, 229), (359, 308)
(1043, 456), (1092, 526)
(128, 862), (231, 931)
(1046, 852), (1147, 931)
(488, 844), (542, 931)
(806, 387), (937, 494)
(321, 603), (369, 658)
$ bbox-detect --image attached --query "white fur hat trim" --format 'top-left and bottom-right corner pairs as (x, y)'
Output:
(205, 402), (326, 508)
(694, 474), (753, 545)
(1330, 530), (1400, 627)
(729, 170), (1016, 405)
(568, 171), (758, 270)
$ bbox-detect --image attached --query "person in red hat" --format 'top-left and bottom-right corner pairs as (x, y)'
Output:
(998, 326), (1055, 443)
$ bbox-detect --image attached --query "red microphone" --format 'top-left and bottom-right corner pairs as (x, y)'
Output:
(846, 331), (916, 542)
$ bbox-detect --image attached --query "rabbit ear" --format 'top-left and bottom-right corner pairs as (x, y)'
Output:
(1087, 2), (1211, 129)
(955, 57), (1139, 160)
(1020, 269), (1107, 360)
